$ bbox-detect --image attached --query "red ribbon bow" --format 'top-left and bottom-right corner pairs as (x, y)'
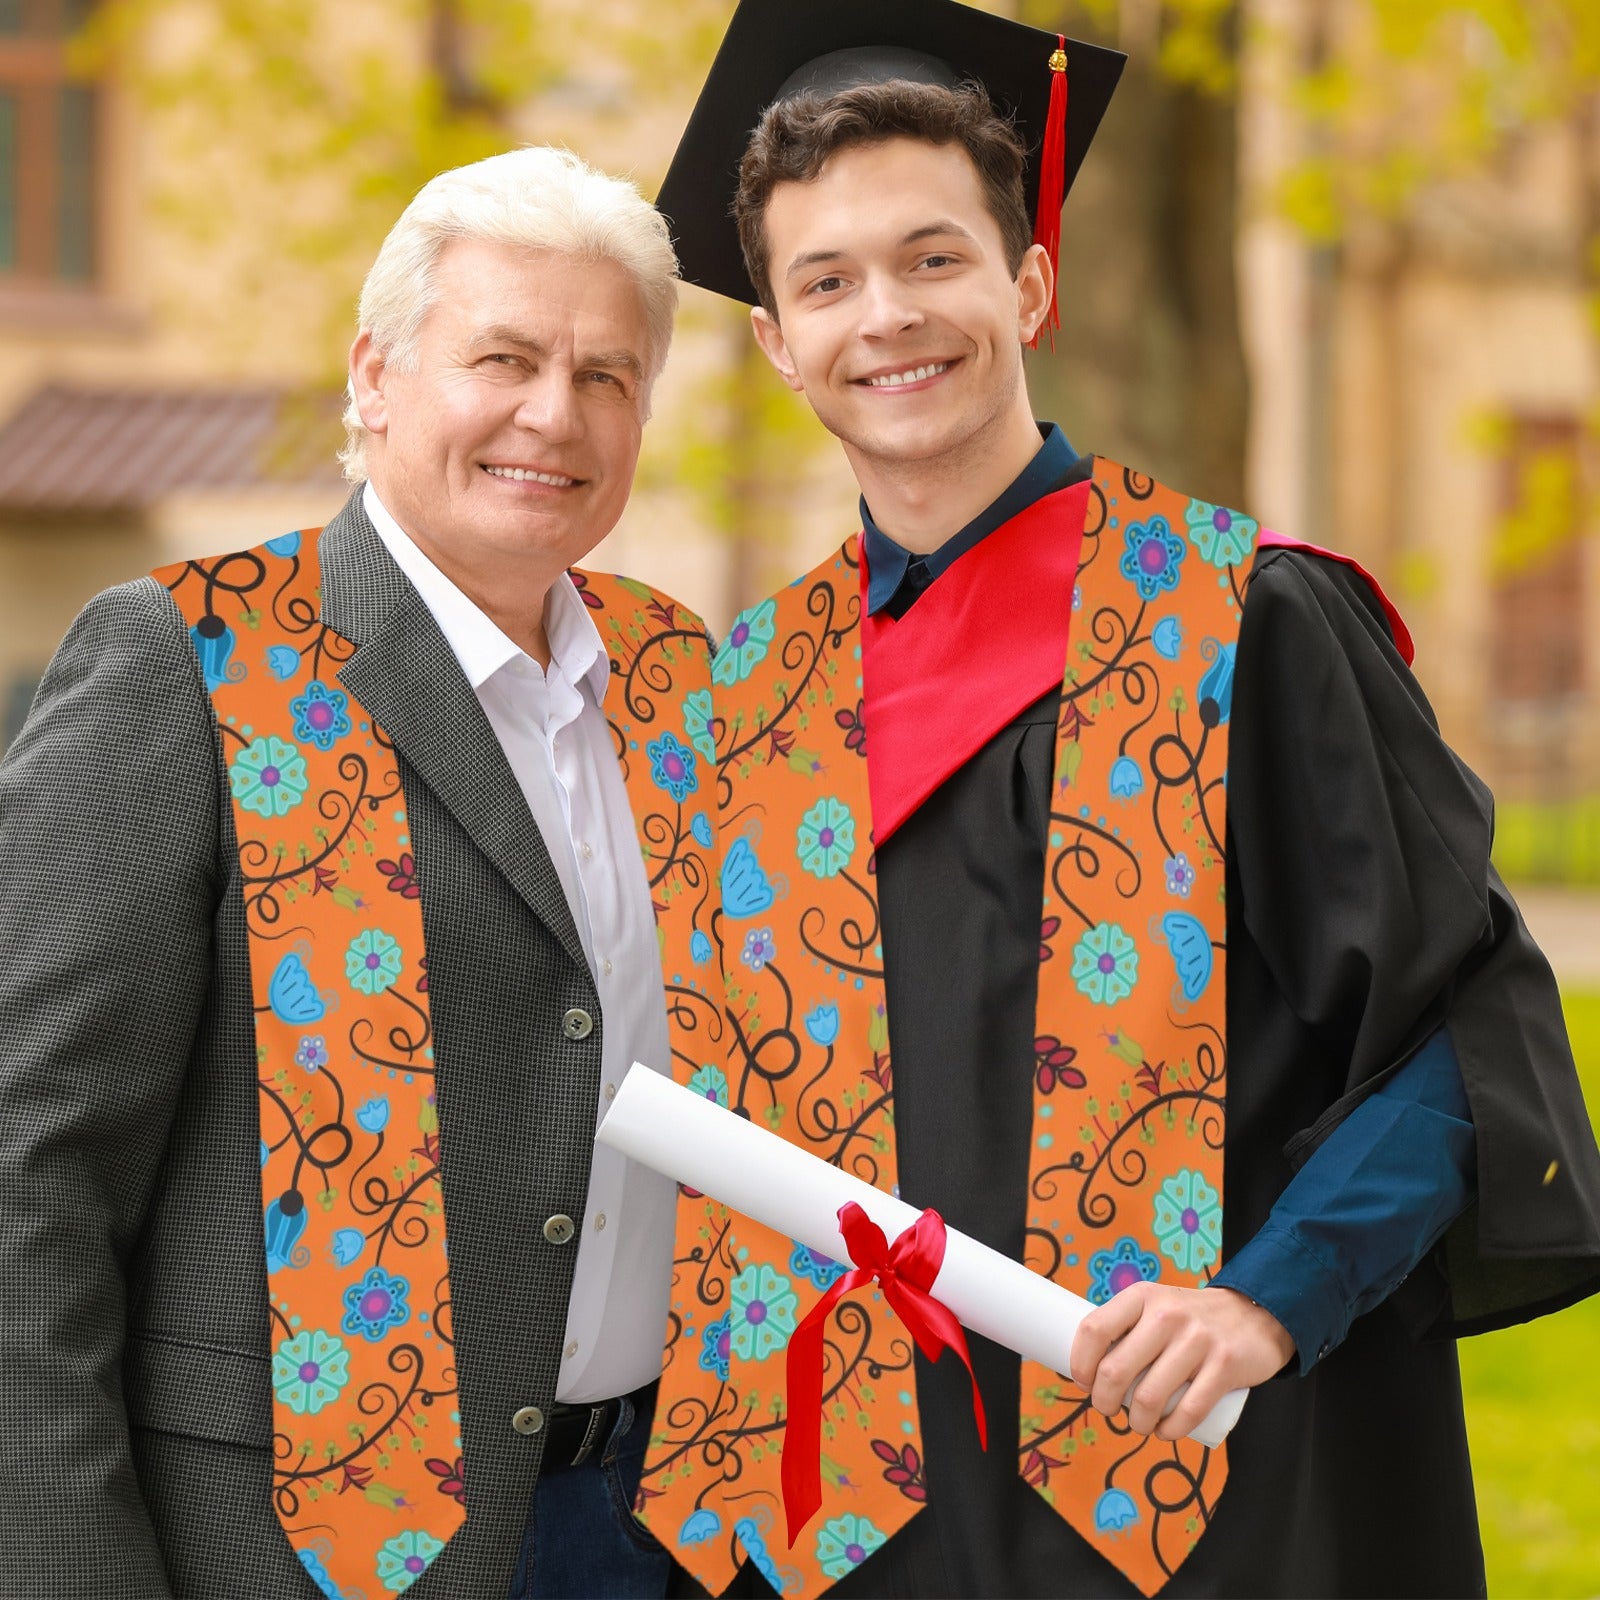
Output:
(782, 1202), (988, 1546)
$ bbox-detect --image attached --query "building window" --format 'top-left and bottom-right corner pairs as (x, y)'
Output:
(0, 0), (97, 284)
(1489, 416), (1588, 707)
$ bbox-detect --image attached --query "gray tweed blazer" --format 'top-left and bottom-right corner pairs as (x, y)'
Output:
(0, 494), (631, 1598)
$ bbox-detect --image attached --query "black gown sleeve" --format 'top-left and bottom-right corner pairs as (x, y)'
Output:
(1229, 548), (1600, 1335)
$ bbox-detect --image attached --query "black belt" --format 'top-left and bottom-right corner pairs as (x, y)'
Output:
(543, 1379), (658, 1470)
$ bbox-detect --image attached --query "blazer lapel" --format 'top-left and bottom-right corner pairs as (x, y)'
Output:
(317, 492), (589, 973)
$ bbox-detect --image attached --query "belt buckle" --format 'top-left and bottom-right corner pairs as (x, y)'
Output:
(568, 1401), (608, 1468)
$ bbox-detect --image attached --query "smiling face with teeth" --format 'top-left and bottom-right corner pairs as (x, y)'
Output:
(750, 136), (1053, 544)
(350, 236), (653, 651)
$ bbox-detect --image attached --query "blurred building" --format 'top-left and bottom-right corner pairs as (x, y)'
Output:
(4, 0), (1598, 843)
(1238, 0), (1600, 828)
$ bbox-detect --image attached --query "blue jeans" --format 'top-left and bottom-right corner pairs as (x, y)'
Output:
(509, 1389), (673, 1599)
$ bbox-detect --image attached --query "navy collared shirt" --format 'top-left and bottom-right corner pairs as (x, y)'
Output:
(863, 423), (1086, 618)
(859, 419), (1478, 1369)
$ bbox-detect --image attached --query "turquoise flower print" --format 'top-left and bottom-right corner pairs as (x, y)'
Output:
(294, 1034), (328, 1071)
(789, 1241), (848, 1291)
(803, 1004), (840, 1046)
(272, 1328), (350, 1416)
(1119, 517), (1186, 602)
(229, 736), (308, 820)
(797, 797), (856, 879)
(1164, 853), (1195, 898)
(816, 1514), (887, 1579)
(712, 598), (777, 686)
(1152, 1168), (1224, 1276)
(1071, 923), (1139, 1006)
(690, 930), (714, 966)
(346, 929), (403, 996)
(682, 688), (717, 762)
(687, 1063), (730, 1108)
(330, 1228), (366, 1267)
(1185, 499), (1257, 570)
(289, 680), (352, 751)
(1086, 1236), (1161, 1306)
(729, 1263), (798, 1361)
(1151, 616), (1184, 660)
(296, 1547), (342, 1600)
(741, 927), (776, 972)
(342, 1265), (412, 1343)
(690, 811), (715, 848)
(1108, 756), (1144, 801)
(1095, 1487), (1140, 1535)
(376, 1530), (446, 1592)
(648, 732), (698, 802)
(699, 1313), (733, 1381)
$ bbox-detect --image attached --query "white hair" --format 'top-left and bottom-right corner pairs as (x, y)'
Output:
(339, 145), (679, 482)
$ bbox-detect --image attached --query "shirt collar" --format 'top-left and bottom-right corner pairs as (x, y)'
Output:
(861, 422), (1079, 616)
(362, 481), (608, 702)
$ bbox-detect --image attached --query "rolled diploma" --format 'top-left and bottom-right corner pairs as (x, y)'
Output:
(599, 1063), (1245, 1449)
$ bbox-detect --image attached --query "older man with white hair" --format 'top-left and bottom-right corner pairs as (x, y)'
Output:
(0, 147), (712, 1600)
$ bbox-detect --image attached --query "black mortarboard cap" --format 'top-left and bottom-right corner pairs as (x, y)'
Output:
(658, 0), (1127, 310)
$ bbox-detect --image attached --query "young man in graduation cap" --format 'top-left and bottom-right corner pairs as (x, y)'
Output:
(636, 2), (1600, 1596)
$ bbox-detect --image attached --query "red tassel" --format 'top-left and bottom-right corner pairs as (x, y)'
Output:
(1029, 36), (1069, 352)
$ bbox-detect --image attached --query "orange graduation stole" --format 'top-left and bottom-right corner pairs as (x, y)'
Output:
(638, 458), (1257, 1597)
(161, 534), (715, 1598)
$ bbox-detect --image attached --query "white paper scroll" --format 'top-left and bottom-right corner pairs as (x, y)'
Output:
(598, 1062), (1245, 1449)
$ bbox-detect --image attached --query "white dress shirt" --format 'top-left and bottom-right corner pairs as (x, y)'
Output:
(364, 483), (675, 1403)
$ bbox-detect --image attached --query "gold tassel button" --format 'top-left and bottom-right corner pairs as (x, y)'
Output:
(1543, 1160), (1561, 1186)
(1049, 47), (1068, 72)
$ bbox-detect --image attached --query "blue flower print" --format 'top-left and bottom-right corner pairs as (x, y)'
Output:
(272, 1328), (349, 1415)
(1197, 638), (1237, 726)
(376, 1530), (445, 1592)
(265, 529), (302, 558)
(682, 688), (717, 762)
(690, 930), (714, 966)
(679, 1509), (722, 1546)
(296, 1546), (342, 1600)
(699, 1313), (732, 1381)
(804, 1004), (840, 1047)
(230, 736), (308, 820)
(1071, 923), (1139, 1006)
(741, 928), (776, 972)
(648, 732), (698, 803)
(190, 618), (238, 693)
(690, 812), (714, 849)
(797, 798), (856, 879)
(687, 1063), (730, 1108)
(729, 1263), (798, 1361)
(1086, 1236), (1161, 1306)
(789, 1241), (848, 1291)
(264, 1191), (308, 1273)
(294, 1034), (328, 1072)
(712, 599), (777, 686)
(267, 645), (301, 682)
(1184, 499), (1257, 569)
(816, 1514), (887, 1580)
(1108, 756), (1144, 801)
(733, 1516), (785, 1592)
(1119, 517), (1186, 602)
(331, 1228), (366, 1267)
(1151, 616), (1184, 660)
(1094, 1487), (1140, 1535)
(1164, 853), (1195, 898)
(356, 1094), (391, 1133)
(346, 929), (403, 997)
(290, 680), (352, 752)
(342, 1266), (411, 1343)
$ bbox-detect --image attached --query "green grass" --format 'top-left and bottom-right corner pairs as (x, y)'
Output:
(1492, 800), (1600, 887)
(1460, 990), (1600, 1597)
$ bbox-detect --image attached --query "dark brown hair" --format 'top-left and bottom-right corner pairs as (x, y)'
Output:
(734, 79), (1032, 315)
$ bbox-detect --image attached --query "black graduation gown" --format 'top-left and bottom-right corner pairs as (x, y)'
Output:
(756, 545), (1600, 1599)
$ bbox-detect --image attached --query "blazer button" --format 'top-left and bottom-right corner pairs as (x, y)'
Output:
(511, 1405), (545, 1436)
(561, 1007), (594, 1041)
(543, 1214), (576, 1246)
